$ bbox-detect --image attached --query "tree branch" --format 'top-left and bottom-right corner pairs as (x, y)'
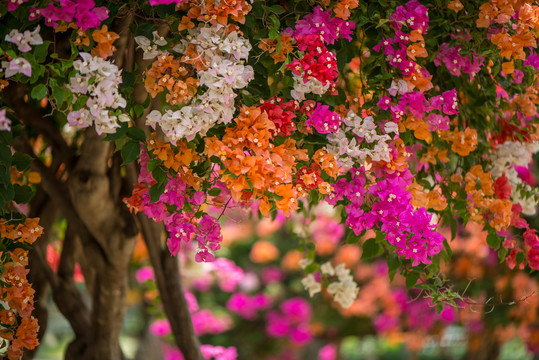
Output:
(4, 82), (76, 170)
(137, 214), (203, 360)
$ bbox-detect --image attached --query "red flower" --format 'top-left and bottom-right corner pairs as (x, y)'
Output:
(494, 173), (512, 200)
(527, 247), (539, 270)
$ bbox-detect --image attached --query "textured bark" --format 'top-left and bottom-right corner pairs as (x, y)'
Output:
(67, 129), (138, 360)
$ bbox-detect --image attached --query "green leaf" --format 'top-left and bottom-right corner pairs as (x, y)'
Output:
(33, 41), (51, 63)
(152, 166), (167, 184)
(304, 262), (319, 274)
(443, 239), (453, 259)
(486, 232), (500, 250)
(516, 251), (525, 265)
(387, 252), (399, 282)
(406, 272), (420, 290)
(149, 181), (165, 203)
(0, 183), (14, 203)
(0, 145), (12, 166)
(208, 187), (221, 196)
(269, 15), (280, 28)
(13, 184), (34, 204)
(105, 122), (128, 141)
(127, 127), (146, 142)
(31, 84), (48, 100)
(121, 140), (140, 165)
(50, 79), (65, 106)
(11, 152), (32, 171)
(270, 5), (285, 14)
(346, 230), (359, 244)
(134, 104), (145, 118)
(147, 159), (160, 172)
(449, 217), (457, 240)
(269, 28), (280, 40)
(0, 167), (10, 186)
(361, 238), (381, 259)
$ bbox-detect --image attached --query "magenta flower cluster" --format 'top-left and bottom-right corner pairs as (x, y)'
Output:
(374, 286), (456, 335)
(266, 298), (313, 345)
(284, 6), (355, 44)
(373, 1), (429, 78)
(226, 292), (272, 320)
(306, 103), (343, 134)
(389, 0), (429, 32)
(328, 167), (443, 266)
(380, 89), (458, 131)
(132, 149), (223, 262)
(434, 43), (485, 81)
(28, 0), (109, 31)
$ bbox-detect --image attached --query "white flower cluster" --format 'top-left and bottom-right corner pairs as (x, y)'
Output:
(134, 31), (169, 60)
(5, 26), (43, 53)
(290, 75), (330, 101)
(300, 259), (359, 309)
(146, 24), (254, 142)
(326, 111), (397, 170)
(489, 140), (539, 215)
(323, 262), (359, 309)
(67, 53), (128, 135)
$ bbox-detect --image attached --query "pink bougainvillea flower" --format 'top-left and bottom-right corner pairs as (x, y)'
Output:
(7, 0), (28, 12)
(135, 266), (155, 283)
(149, 318), (171, 337)
(5, 26), (43, 53)
(0, 109), (11, 132)
(2, 58), (32, 78)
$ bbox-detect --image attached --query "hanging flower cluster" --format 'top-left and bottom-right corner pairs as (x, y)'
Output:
(125, 137), (227, 262)
(67, 53), (128, 135)
(28, 0), (109, 30)
(283, 6), (355, 100)
(144, 23), (254, 142)
(0, 218), (42, 360)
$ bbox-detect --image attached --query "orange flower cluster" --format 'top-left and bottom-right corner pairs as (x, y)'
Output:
(258, 35), (294, 64)
(371, 138), (410, 174)
(91, 25), (119, 59)
(465, 165), (494, 197)
(0, 217), (44, 245)
(147, 133), (202, 189)
(439, 127), (478, 157)
(420, 145), (449, 165)
(144, 54), (198, 105)
(205, 106), (308, 216)
(179, 0), (252, 25)
(399, 29), (433, 92)
(408, 182), (448, 211)
(511, 78), (539, 117)
(402, 114), (432, 143)
(0, 218), (42, 360)
(448, 0), (464, 12)
(294, 149), (338, 197)
(462, 165), (513, 231)
(406, 30), (428, 61)
(55, 23), (90, 47)
(478, 1), (539, 79)
(333, 0), (359, 20)
(0, 79), (8, 92)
